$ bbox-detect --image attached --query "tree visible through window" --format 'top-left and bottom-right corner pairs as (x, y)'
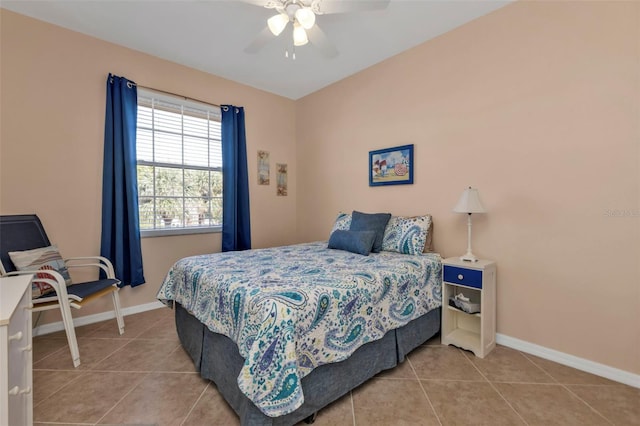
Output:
(136, 89), (222, 235)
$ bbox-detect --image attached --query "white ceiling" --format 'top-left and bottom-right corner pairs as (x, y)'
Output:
(2, 0), (511, 100)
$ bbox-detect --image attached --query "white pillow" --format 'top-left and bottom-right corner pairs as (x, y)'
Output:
(9, 245), (72, 298)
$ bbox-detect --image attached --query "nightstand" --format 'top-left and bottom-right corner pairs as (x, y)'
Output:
(441, 257), (496, 358)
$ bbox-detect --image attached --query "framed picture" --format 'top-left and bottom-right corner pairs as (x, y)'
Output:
(369, 144), (414, 186)
(276, 163), (288, 196)
(257, 150), (270, 185)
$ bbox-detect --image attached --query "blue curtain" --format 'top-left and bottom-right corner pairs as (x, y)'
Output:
(100, 74), (145, 286)
(221, 105), (251, 252)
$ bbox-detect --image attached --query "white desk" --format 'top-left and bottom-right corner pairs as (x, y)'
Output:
(1, 275), (33, 426)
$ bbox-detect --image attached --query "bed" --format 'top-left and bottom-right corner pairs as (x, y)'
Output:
(158, 239), (442, 425)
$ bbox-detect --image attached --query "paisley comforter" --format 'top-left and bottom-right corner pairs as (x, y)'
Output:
(157, 242), (441, 417)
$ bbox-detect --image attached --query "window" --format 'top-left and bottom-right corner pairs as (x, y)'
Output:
(136, 89), (222, 236)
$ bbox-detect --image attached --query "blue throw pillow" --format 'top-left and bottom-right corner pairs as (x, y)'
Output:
(349, 211), (392, 253)
(328, 230), (376, 256)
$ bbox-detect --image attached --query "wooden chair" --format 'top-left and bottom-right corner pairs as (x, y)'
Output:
(0, 214), (124, 367)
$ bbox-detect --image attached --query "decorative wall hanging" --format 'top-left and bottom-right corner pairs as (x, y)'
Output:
(369, 144), (414, 186)
(258, 150), (270, 185)
(277, 163), (288, 196)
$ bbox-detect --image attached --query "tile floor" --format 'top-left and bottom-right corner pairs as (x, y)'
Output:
(32, 308), (639, 426)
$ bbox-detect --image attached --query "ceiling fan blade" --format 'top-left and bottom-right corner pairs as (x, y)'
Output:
(314, 0), (390, 15)
(306, 25), (338, 58)
(237, 0), (280, 8)
(244, 27), (276, 54)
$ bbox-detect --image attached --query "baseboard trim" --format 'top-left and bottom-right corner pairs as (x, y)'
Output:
(497, 333), (640, 389)
(32, 300), (166, 337)
(32, 303), (638, 389)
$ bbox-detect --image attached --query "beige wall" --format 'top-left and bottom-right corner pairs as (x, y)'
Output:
(1, 0), (639, 376)
(0, 9), (297, 320)
(296, 1), (639, 374)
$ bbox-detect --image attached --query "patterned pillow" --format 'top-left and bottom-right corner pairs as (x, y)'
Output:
(8, 245), (72, 298)
(382, 215), (432, 255)
(329, 212), (352, 236)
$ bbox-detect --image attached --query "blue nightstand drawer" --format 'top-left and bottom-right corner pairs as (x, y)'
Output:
(443, 265), (483, 289)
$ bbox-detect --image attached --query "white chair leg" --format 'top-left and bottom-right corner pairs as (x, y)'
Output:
(112, 288), (125, 335)
(59, 300), (80, 368)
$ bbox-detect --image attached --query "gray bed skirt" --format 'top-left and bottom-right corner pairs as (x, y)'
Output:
(175, 303), (441, 426)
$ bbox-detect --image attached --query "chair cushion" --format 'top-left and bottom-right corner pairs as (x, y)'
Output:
(67, 279), (120, 300)
(9, 245), (72, 298)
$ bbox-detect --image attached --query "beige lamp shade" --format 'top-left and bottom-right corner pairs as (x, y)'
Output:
(268, 13), (289, 36)
(453, 187), (486, 214)
(293, 22), (309, 46)
(453, 187), (486, 262)
(295, 7), (316, 30)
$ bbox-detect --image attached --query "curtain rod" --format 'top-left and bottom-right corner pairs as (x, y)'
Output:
(136, 84), (220, 108)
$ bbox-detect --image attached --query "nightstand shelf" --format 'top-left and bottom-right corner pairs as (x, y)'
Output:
(446, 305), (481, 318)
(444, 328), (481, 350)
(441, 258), (496, 358)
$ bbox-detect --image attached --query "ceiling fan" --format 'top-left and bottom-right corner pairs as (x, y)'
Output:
(243, 0), (391, 59)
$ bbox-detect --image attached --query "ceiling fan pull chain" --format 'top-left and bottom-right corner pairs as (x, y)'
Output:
(284, 44), (296, 60)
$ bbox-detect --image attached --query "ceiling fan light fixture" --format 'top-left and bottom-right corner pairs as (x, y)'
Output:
(294, 7), (316, 30)
(293, 22), (308, 46)
(267, 13), (289, 36)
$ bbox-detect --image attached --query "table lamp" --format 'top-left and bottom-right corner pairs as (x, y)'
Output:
(453, 187), (486, 262)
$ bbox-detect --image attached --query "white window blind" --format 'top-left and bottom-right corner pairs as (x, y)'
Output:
(136, 88), (222, 235)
